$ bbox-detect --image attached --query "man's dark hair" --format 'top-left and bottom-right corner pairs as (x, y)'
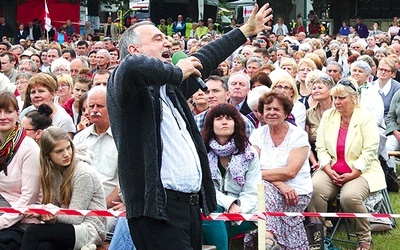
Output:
(77, 40), (88, 48)
(254, 48), (269, 58)
(62, 49), (76, 59)
(0, 41), (11, 50)
(267, 47), (277, 53)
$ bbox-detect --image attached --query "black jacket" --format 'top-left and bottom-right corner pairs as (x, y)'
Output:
(107, 28), (247, 220)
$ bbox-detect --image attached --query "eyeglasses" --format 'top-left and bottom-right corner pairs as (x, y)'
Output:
(274, 85), (293, 90)
(16, 80), (28, 85)
(377, 67), (392, 73)
(53, 68), (69, 74)
(58, 84), (69, 88)
(339, 79), (357, 93)
(298, 68), (312, 72)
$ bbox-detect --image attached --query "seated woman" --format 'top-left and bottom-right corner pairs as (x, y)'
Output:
(21, 104), (53, 142)
(20, 73), (76, 137)
(249, 91), (312, 250)
(21, 127), (106, 249)
(307, 79), (386, 250)
(306, 73), (335, 171)
(0, 92), (41, 247)
(296, 58), (317, 109)
(202, 103), (261, 250)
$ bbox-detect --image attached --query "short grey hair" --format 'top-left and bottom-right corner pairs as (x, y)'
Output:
(228, 72), (251, 88)
(375, 47), (388, 56)
(19, 59), (38, 72)
(97, 49), (111, 59)
(351, 60), (371, 76)
(247, 85), (270, 108)
(87, 85), (107, 103)
(50, 57), (70, 73)
(327, 61), (343, 73)
(246, 57), (264, 68)
(12, 44), (25, 52)
(74, 56), (89, 68)
(119, 21), (154, 60)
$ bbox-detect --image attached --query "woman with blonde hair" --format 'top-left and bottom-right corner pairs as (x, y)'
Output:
(271, 75), (306, 129)
(280, 58), (298, 78)
(296, 58), (317, 109)
(21, 127), (106, 249)
(55, 74), (73, 106)
(308, 78), (386, 250)
(218, 60), (230, 76)
(230, 54), (246, 74)
(292, 50), (305, 64)
(21, 73), (76, 136)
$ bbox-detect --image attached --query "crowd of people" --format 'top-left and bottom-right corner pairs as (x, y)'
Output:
(0, 4), (399, 250)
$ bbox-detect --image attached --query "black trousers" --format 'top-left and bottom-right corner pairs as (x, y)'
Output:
(20, 224), (75, 250)
(128, 191), (202, 250)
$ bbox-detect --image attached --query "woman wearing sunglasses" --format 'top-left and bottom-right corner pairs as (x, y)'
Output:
(307, 77), (386, 250)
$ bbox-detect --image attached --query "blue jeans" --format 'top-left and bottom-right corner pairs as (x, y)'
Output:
(109, 217), (136, 250)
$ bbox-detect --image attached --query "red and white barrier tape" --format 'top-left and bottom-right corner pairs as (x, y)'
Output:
(1, 207), (398, 221)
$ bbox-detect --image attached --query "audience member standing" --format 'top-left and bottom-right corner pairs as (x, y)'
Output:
(104, 17), (118, 41)
(355, 17), (369, 38)
(0, 17), (13, 41)
(65, 19), (76, 38)
(272, 17), (289, 36)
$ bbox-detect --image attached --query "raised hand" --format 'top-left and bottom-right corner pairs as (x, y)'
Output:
(239, 3), (274, 37)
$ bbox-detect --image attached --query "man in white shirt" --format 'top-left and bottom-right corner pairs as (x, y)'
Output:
(73, 86), (122, 210)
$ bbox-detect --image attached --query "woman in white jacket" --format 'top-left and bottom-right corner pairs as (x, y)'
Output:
(201, 103), (261, 250)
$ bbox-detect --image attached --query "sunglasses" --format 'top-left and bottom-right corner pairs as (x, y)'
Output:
(339, 79), (357, 93)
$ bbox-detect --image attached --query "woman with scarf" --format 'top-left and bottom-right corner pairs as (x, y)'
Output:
(249, 91), (312, 249)
(0, 92), (41, 247)
(201, 103), (261, 250)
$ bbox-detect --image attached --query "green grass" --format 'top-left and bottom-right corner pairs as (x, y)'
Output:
(332, 165), (400, 250)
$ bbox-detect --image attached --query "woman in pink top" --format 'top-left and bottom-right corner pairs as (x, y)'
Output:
(307, 78), (386, 250)
(0, 92), (41, 246)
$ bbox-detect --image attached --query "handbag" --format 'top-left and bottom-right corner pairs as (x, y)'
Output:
(304, 221), (324, 250)
(379, 155), (399, 192)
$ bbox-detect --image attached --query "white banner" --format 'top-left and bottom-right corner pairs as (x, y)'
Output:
(243, 5), (254, 17)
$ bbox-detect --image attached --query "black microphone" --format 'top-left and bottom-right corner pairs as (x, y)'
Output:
(171, 51), (208, 92)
